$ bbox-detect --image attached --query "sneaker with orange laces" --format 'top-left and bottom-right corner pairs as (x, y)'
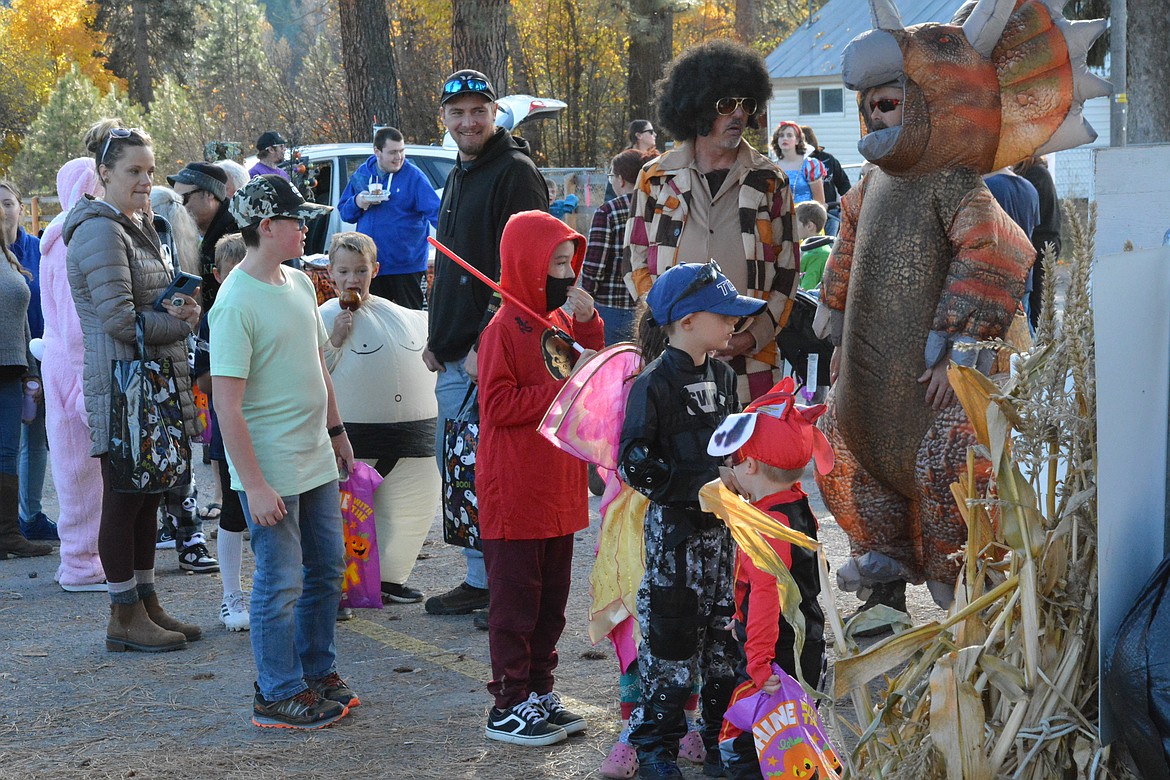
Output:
(252, 683), (348, 729)
(307, 671), (361, 709)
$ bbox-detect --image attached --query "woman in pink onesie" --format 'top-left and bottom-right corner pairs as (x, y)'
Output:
(42, 158), (107, 591)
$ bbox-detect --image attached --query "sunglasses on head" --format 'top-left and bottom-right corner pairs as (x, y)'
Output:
(869, 97), (902, 113)
(665, 260), (722, 323)
(715, 97), (758, 116)
(100, 127), (143, 166)
(443, 75), (491, 95)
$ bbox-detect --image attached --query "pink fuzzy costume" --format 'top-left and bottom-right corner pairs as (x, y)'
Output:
(43, 158), (106, 587)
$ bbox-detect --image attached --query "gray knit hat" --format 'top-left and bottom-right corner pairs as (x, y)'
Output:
(166, 162), (229, 201)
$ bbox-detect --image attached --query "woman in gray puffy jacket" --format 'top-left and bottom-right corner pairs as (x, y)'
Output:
(65, 119), (204, 654)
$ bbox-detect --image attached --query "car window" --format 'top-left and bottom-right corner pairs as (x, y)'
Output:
(344, 155), (367, 183)
(412, 156), (456, 190)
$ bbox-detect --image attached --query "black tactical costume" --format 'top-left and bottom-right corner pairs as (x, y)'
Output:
(618, 345), (743, 772)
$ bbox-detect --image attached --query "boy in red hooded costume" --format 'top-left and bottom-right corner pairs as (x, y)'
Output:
(477, 210), (605, 747)
(708, 378), (834, 779)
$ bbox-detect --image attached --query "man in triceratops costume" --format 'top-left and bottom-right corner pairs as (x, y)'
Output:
(815, 0), (1108, 612)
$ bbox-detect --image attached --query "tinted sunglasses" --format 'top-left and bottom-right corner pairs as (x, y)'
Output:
(665, 260), (722, 323)
(869, 98), (902, 113)
(100, 127), (143, 165)
(724, 450), (747, 468)
(271, 216), (307, 229)
(443, 75), (492, 95)
(715, 97), (758, 116)
(180, 189), (206, 206)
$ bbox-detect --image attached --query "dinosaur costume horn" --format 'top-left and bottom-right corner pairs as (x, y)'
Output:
(959, 0), (1016, 57)
(868, 0), (903, 30)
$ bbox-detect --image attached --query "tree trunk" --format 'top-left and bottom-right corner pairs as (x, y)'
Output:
(337, 0), (400, 141)
(627, 0), (673, 131)
(452, 0), (511, 95)
(735, 0), (760, 44)
(131, 0), (154, 107)
(1126, 0), (1170, 143)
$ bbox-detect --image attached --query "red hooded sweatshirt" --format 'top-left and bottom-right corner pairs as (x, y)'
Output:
(476, 210), (606, 540)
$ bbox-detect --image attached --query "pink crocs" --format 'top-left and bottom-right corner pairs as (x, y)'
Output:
(599, 740), (639, 779)
(678, 729), (708, 764)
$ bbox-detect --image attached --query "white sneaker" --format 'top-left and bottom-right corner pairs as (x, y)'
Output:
(61, 580), (108, 593)
(220, 591), (250, 631)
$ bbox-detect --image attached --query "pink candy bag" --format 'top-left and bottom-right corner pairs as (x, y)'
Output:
(339, 462), (383, 610)
(723, 664), (842, 779)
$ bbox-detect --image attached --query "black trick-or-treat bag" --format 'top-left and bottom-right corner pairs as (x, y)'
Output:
(441, 386), (481, 550)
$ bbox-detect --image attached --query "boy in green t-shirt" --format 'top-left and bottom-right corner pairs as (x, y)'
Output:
(796, 201), (833, 292)
(210, 175), (357, 730)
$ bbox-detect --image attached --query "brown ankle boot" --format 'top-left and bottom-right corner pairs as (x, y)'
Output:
(106, 600), (188, 652)
(0, 474), (51, 558)
(140, 591), (202, 641)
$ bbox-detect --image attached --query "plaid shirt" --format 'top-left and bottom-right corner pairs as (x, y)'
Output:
(580, 193), (634, 309)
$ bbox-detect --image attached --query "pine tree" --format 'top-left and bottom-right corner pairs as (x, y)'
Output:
(338, 0), (400, 139)
(93, 0), (197, 108)
(11, 66), (141, 195)
(192, 0), (278, 145)
(146, 77), (214, 173)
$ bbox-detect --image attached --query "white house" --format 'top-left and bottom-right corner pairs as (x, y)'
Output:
(764, 0), (1112, 199)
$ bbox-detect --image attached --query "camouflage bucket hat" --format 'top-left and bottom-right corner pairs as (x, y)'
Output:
(229, 174), (332, 228)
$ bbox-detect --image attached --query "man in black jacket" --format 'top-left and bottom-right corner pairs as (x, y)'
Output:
(168, 161), (239, 308)
(422, 69), (549, 617)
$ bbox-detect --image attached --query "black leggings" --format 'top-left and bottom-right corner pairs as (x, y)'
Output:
(215, 458), (248, 533)
(98, 456), (161, 583)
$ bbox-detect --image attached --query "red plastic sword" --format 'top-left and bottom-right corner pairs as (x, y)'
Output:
(428, 236), (584, 354)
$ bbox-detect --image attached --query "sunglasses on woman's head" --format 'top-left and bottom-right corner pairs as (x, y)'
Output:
(715, 97), (758, 116)
(100, 127), (143, 166)
(869, 98), (902, 113)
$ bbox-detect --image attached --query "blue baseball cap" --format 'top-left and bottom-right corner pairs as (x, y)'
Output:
(647, 261), (767, 326)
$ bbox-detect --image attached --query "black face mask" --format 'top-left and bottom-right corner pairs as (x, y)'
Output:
(545, 275), (574, 311)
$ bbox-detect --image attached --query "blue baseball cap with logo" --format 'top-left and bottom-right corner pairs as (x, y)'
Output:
(647, 261), (767, 326)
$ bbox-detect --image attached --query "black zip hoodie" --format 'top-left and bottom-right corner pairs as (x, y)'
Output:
(427, 128), (548, 363)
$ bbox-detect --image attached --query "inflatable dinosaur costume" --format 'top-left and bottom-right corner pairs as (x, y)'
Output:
(815, 0), (1108, 606)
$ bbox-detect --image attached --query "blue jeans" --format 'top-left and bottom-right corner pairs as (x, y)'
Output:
(18, 396), (48, 519)
(240, 480), (345, 701)
(595, 304), (636, 346)
(0, 380), (21, 475)
(434, 359), (487, 590)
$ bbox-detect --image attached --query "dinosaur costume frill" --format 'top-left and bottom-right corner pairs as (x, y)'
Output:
(815, 0), (1108, 605)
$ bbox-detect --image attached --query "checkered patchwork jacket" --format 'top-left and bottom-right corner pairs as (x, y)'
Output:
(624, 141), (800, 403)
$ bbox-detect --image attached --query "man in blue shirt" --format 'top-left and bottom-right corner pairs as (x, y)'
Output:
(337, 127), (441, 310)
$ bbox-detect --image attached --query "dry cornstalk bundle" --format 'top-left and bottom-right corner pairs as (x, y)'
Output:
(826, 205), (1102, 780)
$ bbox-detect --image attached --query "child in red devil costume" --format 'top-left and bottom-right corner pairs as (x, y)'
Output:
(707, 378), (834, 779)
(476, 210), (606, 747)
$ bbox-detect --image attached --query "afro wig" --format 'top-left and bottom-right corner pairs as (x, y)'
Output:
(653, 39), (773, 143)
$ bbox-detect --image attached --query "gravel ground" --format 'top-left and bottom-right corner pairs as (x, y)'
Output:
(0, 450), (949, 780)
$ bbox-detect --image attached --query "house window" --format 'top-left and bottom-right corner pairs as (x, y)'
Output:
(798, 87), (844, 116)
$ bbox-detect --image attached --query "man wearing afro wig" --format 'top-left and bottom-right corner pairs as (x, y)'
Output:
(624, 39), (801, 408)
